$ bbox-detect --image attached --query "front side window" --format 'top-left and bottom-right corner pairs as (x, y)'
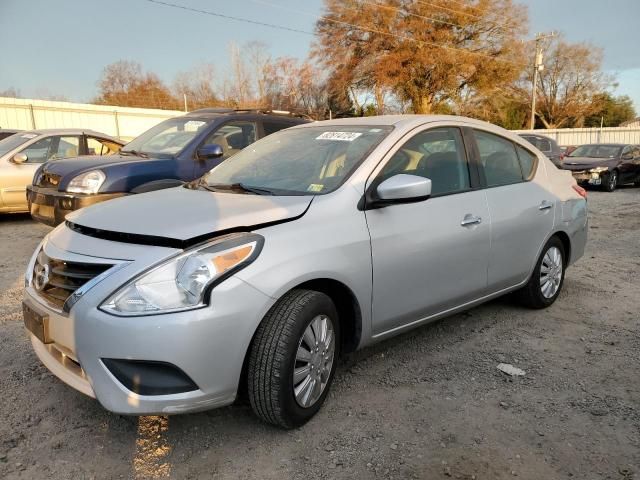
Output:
(204, 125), (392, 195)
(474, 130), (523, 187)
(203, 121), (257, 158)
(121, 117), (212, 157)
(87, 137), (120, 156)
(20, 136), (54, 163)
(378, 127), (470, 196)
(51, 136), (81, 159)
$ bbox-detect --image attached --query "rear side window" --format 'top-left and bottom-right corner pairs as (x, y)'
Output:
(516, 145), (537, 179)
(474, 130), (523, 187)
(378, 127), (470, 196)
(263, 121), (293, 136)
(87, 137), (120, 156)
(535, 138), (551, 152)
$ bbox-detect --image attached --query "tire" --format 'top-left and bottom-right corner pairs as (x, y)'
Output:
(516, 236), (566, 309)
(603, 170), (618, 192)
(248, 289), (340, 429)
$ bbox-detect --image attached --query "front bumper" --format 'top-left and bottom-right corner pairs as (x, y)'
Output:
(24, 233), (275, 415)
(564, 170), (606, 186)
(26, 185), (125, 226)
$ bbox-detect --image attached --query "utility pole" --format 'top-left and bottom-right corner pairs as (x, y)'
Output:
(183, 93), (188, 112)
(530, 32), (556, 130)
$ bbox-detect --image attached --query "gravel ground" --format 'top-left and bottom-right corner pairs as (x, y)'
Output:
(0, 189), (638, 480)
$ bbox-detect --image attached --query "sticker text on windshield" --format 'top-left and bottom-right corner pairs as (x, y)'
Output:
(315, 132), (363, 142)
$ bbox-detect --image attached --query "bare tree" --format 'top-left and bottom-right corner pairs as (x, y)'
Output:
(536, 37), (614, 128)
(173, 64), (220, 110)
(94, 60), (179, 110)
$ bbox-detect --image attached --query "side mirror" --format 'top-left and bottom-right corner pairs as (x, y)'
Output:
(367, 174), (432, 209)
(197, 144), (224, 160)
(12, 153), (28, 164)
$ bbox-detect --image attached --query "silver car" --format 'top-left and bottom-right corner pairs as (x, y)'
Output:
(23, 115), (588, 428)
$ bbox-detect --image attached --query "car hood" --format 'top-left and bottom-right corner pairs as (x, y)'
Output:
(41, 154), (150, 178)
(65, 186), (313, 247)
(562, 156), (616, 170)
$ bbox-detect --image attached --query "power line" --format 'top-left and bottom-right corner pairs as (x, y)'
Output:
(413, 0), (517, 31)
(141, 0), (314, 36)
(249, 0), (527, 66)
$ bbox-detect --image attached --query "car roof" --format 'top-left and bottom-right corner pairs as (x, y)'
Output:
(18, 129), (123, 143)
(579, 143), (627, 147)
(294, 114), (512, 130)
(184, 108), (310, 122)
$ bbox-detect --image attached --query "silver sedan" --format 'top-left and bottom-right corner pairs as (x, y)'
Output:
(23, 115), (587, 428)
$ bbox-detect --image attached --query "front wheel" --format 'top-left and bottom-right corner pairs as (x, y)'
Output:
(516, 237), (566, 309)
(247, 289), (339, 428)
(603, 170), (618, 192)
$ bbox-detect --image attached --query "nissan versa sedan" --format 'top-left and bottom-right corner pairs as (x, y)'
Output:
(0, 129), (123, 213)
(23, 115), (587, 428)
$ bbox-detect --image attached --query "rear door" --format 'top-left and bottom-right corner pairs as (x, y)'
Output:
(472, 129), (555, 291)
(366, 125), (490, 336)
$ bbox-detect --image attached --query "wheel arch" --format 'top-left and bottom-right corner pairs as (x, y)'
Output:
(235, 277), (364, 403)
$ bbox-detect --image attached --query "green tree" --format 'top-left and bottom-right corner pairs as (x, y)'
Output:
(584, 93), (636, 127)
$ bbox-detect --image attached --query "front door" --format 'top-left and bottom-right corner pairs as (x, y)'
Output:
(365, 126), (490, 336)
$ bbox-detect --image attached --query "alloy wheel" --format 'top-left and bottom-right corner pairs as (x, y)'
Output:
(540, 246), (563, 299)
(293, 314), (335, 408)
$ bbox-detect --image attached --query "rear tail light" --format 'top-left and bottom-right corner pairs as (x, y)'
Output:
(572, 184), (587, 198)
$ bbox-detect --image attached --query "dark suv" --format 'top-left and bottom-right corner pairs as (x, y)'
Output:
(518, 133), (564, 167)
(27, 109), (309, 226)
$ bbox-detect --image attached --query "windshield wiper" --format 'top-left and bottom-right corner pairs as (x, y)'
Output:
(201, 183), (276, 195)
(120, 149), (149, 158)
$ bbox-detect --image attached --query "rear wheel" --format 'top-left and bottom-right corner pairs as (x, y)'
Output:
(516, 236), (565, 309)
(603, 170), (618, 192)
(247, 289), (339, 428)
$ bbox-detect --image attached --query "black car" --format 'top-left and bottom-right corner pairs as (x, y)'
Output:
(518, 133), (565, 167)
(561, 143), (640, 192)
(0, 128), (22, 141)
(27, 109), (309, 226)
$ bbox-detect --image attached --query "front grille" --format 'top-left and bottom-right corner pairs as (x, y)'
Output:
(38, 172), (61, 188)
(32, 250), (113, 309)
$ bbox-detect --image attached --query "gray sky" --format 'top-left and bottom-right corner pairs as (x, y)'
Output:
(1, 0), (638, 111)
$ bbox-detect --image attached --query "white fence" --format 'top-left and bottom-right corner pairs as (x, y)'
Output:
(2, 96), (639, 146)
(0, 97), (183, 141)
(513, 127), (640, 146)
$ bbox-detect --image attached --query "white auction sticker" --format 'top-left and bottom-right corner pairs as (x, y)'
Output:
(316, 131), (363, 141)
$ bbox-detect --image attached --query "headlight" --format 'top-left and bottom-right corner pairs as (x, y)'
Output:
(100, 233), (263, 316)
(66, 170), (106, 194)
(589, 166), (609, 173)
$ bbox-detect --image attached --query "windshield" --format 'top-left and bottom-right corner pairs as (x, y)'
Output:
(569, 145), (621, 158)
(121, 117), (212, 157)
(203, 125), (393, 195)
(0, 132), (38, 156)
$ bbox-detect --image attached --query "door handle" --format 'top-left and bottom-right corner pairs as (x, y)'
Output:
(538, 200), (554, 211)
(461, 214), (482, 227)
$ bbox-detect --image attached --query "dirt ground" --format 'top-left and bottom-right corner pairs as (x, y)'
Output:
(0, 188), (638, 480)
